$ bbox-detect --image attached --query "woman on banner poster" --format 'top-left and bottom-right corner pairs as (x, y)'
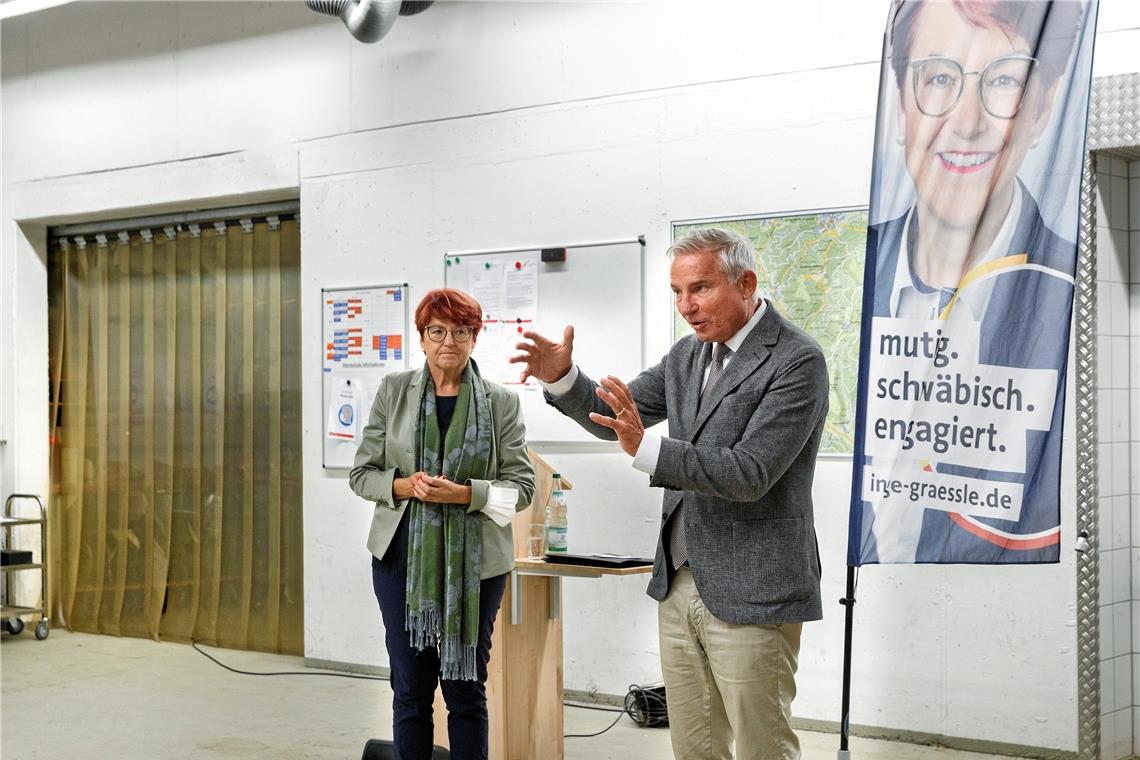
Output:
(853, 0), (1096, 564)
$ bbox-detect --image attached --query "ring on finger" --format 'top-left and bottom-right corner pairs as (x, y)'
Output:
(615, 407), (626, 417)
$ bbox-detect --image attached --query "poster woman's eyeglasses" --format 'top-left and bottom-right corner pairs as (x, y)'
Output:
(909, 54), (1038, 119)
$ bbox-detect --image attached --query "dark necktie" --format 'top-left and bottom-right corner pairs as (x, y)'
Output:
(669, 342), (731, 569)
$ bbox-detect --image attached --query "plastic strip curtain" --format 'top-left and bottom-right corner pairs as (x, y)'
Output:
(48, 218), (303, 654)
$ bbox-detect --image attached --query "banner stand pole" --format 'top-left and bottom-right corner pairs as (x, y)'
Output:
(837, 564), (856, 760)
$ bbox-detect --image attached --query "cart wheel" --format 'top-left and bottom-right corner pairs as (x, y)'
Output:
(34, 620), (49, 640)
(6, 617), (24, 635)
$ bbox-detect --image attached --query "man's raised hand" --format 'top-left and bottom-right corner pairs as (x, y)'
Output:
(510, 325), (575, 383)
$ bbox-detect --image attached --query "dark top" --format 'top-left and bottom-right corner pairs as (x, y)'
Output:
(377, 394), (458, 576)
(436, 395), (458, 436)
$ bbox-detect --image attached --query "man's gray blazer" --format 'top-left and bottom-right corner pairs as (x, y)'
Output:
(547, 305), (829, 625)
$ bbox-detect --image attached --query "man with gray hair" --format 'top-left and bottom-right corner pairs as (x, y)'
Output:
(511, 227), (828, 759)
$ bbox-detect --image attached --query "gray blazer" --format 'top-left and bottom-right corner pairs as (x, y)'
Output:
(349, 368), (537, 579)
(547, 306), (828, 625)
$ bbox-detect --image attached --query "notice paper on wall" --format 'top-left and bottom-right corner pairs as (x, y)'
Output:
(323, 286), (406, 371)
(326, 376), (362, 444)
(322, 283), (409, 469)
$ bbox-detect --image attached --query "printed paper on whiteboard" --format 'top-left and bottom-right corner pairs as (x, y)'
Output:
(503, 259), (538, 323)
(468, 261), (506, 321)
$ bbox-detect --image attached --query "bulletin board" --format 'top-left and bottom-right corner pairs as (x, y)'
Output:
(443, 237), (644, 443)
(322, 283), (410, 469)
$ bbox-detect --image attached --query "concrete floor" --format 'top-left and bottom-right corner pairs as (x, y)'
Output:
(1, 630), (1032, 760)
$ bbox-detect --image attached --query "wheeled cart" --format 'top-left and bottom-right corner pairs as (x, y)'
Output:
(1, 494), (49, 640)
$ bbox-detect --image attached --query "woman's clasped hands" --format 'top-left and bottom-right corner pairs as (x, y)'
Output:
(394, 472), (472, 505)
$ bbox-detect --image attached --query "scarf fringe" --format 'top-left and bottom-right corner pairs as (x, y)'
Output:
(406, 605), (479, 682)
(406, 605), (441, 652)
(439, 633), (478, 682)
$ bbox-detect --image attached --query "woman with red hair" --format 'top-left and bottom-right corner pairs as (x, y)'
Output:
(350, 288), (535, 759)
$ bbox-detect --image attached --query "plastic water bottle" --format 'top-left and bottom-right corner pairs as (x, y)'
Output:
(544, 474), (568, 554)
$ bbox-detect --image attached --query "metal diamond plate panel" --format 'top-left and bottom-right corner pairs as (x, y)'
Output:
(1076, 71), (1138, 760)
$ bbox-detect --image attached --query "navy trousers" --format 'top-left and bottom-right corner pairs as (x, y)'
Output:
(372, 556), (507, 760)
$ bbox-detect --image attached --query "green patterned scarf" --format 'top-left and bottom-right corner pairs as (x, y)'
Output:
(405, 360), (492, 681)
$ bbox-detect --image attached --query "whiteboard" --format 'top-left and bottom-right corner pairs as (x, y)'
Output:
(443, 238), (644, 443)
(321, 283), (410, 469)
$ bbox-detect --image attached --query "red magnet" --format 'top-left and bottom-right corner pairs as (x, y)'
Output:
(515, 261), (522, 270)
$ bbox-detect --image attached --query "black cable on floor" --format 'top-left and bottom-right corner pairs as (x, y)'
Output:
(563, 683), (668, 739)
(623, 683), (668, 727)
(193, 640), (667, 742)
(564, 701), (623, 713)
(191, 640), (389, 682)
(564, 708), (625, 738)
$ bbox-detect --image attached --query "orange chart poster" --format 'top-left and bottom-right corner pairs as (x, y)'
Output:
(322, 285), (408, 371)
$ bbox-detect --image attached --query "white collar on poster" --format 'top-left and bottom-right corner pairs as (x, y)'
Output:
(888, 183), (1023, 321)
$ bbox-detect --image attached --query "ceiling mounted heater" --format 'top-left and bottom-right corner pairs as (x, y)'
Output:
(304, 0), (434, 43)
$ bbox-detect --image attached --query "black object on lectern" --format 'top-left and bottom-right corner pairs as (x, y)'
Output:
(543, 552), (653, 569)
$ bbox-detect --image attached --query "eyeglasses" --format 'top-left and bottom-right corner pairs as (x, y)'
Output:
(910, 55), (1037, 119)
(424, 325), (474, 343)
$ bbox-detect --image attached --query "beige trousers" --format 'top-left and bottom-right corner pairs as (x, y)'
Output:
(658, 567), (802, 760)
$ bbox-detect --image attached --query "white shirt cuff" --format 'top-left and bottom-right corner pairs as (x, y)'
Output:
(481, 485), (519, 527)
(632, 430), (662, 475)
(539, 365), (580, 397)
